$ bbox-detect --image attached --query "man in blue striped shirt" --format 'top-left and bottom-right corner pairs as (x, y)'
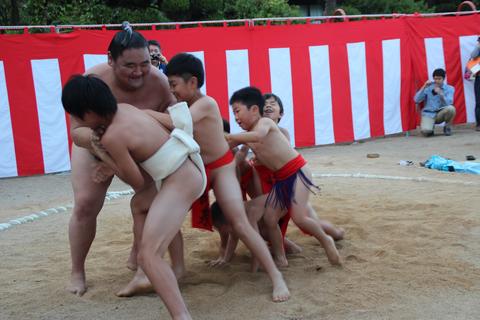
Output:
(414, 68), (456, 137)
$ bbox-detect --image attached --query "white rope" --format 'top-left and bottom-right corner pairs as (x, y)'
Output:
(312, 172), (480, 186)
(0, 189), (134, 232)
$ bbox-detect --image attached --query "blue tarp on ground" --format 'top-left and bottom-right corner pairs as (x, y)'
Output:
(424, 155), (480, 175)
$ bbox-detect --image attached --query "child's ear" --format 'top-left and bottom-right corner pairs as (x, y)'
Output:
(107, 52), (113, 66)
(189, 76), (198, 89)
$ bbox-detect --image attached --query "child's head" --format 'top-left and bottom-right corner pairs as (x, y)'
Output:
(165, 53), (205, 102)
(229, 86), (265, 130)
(62, 74), (117, 127)
(263, 93), (284, 124)
(107, 22), (150, 90)
(211, 201), (232, 235)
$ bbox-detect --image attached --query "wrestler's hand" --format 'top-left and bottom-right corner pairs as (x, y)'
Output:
(208, 257), (228, 268)
(90, 127), (108, 158)
(225, 134), (239, 149)
(91, 162), (114, 183)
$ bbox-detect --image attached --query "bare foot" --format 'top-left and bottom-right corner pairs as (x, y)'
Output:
(67, 272), (87, 296)
(284, 238), (302, 254)
(273, 254), (289, 268)
(332, 228), (345, 241)
(116, 269), (154, 297)
(272, 274), (290, 302)
(323, 235), (342, 266)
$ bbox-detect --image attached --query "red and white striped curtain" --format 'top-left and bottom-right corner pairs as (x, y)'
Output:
(1, 14), (479, 178)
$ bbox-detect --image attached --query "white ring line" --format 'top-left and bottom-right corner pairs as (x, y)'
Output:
(312, 173), (480, 186)
(0, 189), (134, 232)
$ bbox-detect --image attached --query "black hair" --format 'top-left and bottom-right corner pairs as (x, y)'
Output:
(229, 86), (265, 116)
(108, 21), (148, 61)
(148, 40), (161, 49)
(222, 118), (231, 134)
(165, 53), (205, 88)
(211, 201), (227, 228)
(263, 93), (284, 123)
(432, 68), (446, 79)
(61, 74), (117, 120)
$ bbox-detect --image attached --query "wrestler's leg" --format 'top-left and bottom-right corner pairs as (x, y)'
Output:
(244, 195), (268, 271)
(263, 205), (288, 268)
(68, 145), (113, 296)
(290, 168), (341, 266)
(305, 203), (344, 240)
(139, 161), (202, 320)
(212, 163), (290, 302)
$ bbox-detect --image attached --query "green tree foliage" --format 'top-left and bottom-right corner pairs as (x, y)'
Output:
(338, 0), (432, 15)
(161, 0), (191, 21)
(224, 0), (300, 19)
(18, 0), (167, 25)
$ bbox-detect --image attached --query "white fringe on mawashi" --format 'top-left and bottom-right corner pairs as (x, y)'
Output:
(0, 189), (134, 232)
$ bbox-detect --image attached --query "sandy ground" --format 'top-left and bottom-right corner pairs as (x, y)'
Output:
(1, 126), (480, 320)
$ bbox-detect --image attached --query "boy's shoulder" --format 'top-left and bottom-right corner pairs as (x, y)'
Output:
(191, 95), (219, 110)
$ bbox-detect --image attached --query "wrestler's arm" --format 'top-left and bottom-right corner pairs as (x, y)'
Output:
(144, 110), (174, 130)
(223, 233), (239, 262)
(227, 118), (271, 145)
(101, 135), (145, 191)
(70, 116), (95, 150)
(155, 71), (176, 112)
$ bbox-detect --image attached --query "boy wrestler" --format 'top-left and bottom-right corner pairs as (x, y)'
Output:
(227, 87), (342, 268)
(145, 53), (290, 302)
(62, 74), (205, 320)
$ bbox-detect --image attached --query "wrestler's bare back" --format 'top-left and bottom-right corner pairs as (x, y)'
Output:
(189, 96), (231, 164)
(99, 104), (171, 189)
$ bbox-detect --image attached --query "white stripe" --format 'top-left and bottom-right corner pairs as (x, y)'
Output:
(269, 48), (296, 147)
(347, 42), (371, 140)
(459, 35), (477, 123)
(382, 39), (403, 135)
(0, 61), (18, 178)
(31, 59), (70, 174)
(226, 49), (250, 134)
(188, 51), (207, 95)
(424, 38), (446, 82)
(83, 54), (108, 71)
(309, 45), (334, 145)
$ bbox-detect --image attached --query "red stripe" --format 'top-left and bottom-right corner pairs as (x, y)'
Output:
(4, 60), (44, 176)
(444, 36), (467, 124)
(290, 46), (315, 147)
(329, 44), (354, 143)
(400, 38), (416, 131)
(248, 46), (271, 94)
(204, 50), (229, 119)
(365, 40), (385, 137)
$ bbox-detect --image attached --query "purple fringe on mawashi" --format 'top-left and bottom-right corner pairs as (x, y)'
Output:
(265, 170), (320, 210)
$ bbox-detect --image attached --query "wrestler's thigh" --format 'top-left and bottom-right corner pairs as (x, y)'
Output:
(211, 163), (246, 222)
(142, 164), (202, 253)
(71, 145), (112, 204)
(289, 167), (312, 221)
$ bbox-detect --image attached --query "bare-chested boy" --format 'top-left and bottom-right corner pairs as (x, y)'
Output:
(67, 22), (178, 296)
(142, 53), (290, 302)
(62, 75), (203, 320)
(227, 87), (342, 268)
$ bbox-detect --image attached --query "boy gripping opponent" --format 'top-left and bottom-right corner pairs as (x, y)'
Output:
(62, 75), (205, 320)
(146, 53), (290, 302)
(227, 87), (342, 268)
